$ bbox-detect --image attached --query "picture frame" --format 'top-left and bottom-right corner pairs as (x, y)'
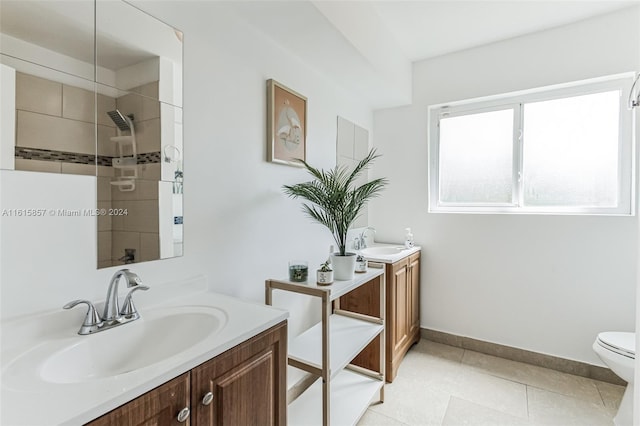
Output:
(267, 79), (307, 166)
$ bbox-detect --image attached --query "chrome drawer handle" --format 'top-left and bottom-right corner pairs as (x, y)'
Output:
(177, 407), (190, 422)
(202, 391), (214, 406)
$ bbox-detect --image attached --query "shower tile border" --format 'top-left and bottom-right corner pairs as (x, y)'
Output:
(15, 147), (161, 167)
(421, 328), (625, 386)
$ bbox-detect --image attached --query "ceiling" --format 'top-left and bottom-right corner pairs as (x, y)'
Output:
(369, 0), (640, 62)
(229, 0), (639, 107)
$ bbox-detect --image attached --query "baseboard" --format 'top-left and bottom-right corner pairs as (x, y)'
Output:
(421, 328), (626, 386)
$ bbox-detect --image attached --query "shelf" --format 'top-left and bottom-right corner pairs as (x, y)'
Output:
(289, 314), (383, 379)
(266, 265), (385, 426)
(288, 369), (382, 426)
(268, 268), (384, 302)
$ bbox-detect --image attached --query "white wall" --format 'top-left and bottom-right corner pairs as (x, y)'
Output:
(0, 2), (373, 340)
(371, 7), (640, 365)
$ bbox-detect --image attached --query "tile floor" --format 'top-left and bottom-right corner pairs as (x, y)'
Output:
(358, 339), (625, 426)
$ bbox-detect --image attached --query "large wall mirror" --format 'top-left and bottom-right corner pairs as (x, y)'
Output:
(0, 0), (184, 268)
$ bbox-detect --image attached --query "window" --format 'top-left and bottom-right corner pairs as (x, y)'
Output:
(428, 75), (635, 215)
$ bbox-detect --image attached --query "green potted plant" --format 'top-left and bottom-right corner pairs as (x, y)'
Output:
(316, 260), (333, 285)
(283, 149), (387, 280)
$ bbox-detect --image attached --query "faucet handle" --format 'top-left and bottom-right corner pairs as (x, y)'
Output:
(63, 300), (102, 335)
(120, 285), (150, 319)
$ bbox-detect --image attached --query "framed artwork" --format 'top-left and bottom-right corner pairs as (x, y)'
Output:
(267, 79), (307, 166)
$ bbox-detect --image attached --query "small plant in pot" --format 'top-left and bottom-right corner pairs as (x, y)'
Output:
(317, 260), (333, 286)
(283, 149), (387, 280)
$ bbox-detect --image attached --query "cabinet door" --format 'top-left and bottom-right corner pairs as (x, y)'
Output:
(191, 321), (287, 426)
(390, 259), (409, 353)
(86, 373), (190, 426)
(408, 253), (421, 337)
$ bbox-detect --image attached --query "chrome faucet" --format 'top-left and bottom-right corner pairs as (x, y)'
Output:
(64, 269), (149, 335)
(354, 227), (376, 250)
(103, 269), (144, 324)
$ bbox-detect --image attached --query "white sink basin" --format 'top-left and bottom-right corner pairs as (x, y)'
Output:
(361, 246), (404, 256)
(3, 305), (227, 388)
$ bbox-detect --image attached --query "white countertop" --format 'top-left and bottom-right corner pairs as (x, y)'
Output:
(0, 281), (288, 425)
(361, 243), (421, 264)
(269, 267), (385, 301)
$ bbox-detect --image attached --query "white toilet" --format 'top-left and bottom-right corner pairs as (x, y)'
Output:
(593, 332), (635, 426)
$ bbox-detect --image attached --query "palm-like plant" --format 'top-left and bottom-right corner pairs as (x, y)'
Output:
(283, 149), (388, 256)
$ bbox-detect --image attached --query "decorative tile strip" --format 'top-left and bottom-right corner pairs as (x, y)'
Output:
(15, 148), (161, 166)
(138, 152), (161, 164)
(97, 155), (113, 167)
(16, 147), (96, 165)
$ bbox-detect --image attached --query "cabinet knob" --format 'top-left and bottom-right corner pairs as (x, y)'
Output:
(177, 407), (190, 423)
(202, 391), (214, 406)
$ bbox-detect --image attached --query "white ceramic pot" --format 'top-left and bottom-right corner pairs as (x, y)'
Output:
(330, 253), (356, 280)
(317, 270), (334, 285)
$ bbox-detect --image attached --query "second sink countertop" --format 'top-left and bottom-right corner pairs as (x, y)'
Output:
(360, 243), (421, 264)
(1, 282), (288, 426)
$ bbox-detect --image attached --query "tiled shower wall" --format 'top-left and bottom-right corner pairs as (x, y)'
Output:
(15, 72), (117, 176)
(98, 81), (161, 268)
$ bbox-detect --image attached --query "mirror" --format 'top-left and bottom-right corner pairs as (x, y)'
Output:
(1, 0), (96, 172)
(0, 0), (184, 268)
(0, 0), (95, 81)
(0, 57), (98, 173)
(96, 85), (183, 268)
(336, 116), (370, 228)
(95, 0), (183, 107)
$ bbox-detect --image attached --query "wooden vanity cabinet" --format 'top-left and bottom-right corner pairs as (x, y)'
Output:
(86, 321), (287, 426)
(340, 251), (421, 382)
(87, 373), (190, 426)
(408, 252), (421, 340)
(190, 321), (287, 426)
(388, 252), (421, 381)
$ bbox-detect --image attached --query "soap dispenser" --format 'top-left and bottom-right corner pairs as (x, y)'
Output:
(404, 228), (414, 249)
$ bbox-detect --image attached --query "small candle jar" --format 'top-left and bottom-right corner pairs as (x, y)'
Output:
(288, 261), (308, 282)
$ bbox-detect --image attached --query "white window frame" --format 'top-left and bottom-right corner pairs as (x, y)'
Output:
(428, 74), (636, 215)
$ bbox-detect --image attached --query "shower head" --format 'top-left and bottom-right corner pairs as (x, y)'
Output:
(107, 110), (132, 131)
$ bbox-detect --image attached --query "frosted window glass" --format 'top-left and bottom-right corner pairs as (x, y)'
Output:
(523, 91), (619, 207)
(439, 109), (514, 203)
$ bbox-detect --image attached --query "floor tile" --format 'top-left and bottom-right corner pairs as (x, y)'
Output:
(368, 375), (451, 426)
(442, 397), (530, 426)
(448, 366), (528, 419)
(356, 339), (619, 426)
(462, 350), (603, 404)
(396, 344), (466, 391)
(358, 409), (409, 426)
(400, 342), (528, 419)
(527, 386), (613, 426)
(594, 380), (626, 415)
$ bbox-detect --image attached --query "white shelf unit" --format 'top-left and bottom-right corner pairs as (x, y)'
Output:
(266, 267), (386, 426)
